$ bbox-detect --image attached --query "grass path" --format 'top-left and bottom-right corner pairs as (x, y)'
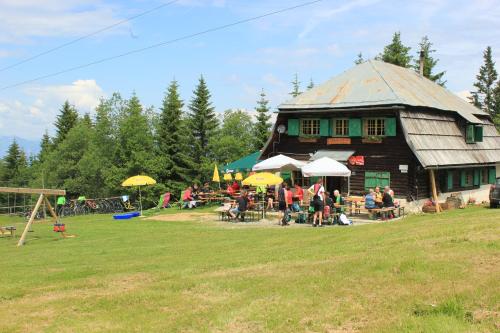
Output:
(0, 207), (498, 332)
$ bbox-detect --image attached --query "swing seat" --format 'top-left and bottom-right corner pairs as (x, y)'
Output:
(53, 223), (65, 232)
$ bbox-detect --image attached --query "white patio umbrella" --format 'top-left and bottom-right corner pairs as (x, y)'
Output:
(301, 157), (352, 194)
(301, 157), (351, 177)
(252, 154), (306, 172)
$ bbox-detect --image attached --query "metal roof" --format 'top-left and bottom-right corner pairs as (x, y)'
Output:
(279, 60), (486, 124)
(310, 150), (355, 162)
(399, 110), (500, 168)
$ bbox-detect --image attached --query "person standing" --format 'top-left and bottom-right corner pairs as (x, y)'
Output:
(308, 178), (325, 227)
(277, 182), (289, 225)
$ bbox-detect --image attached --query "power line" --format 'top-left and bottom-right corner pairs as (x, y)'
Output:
(0, 0), (324, 91)
(0, 0), (180, 73)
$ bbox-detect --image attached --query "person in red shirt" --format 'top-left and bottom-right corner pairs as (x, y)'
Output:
(294, 184), (304, 205)
(183, 186), (196, 209)
(231, 180), (240, 191)
(286, 185), (293, 206)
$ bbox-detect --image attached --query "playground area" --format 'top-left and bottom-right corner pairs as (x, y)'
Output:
(0, 206), (498, 332)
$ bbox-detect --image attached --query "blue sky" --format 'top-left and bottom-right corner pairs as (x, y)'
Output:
(0, 0), (499, 149)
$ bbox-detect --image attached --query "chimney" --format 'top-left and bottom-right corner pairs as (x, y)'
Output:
(419, 50), (425, 76)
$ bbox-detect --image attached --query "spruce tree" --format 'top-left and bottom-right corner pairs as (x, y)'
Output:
(54, 100), (78, 145)
(157, 80), (193, 193)
(2, 139), (28, 185)
(290, 73), (302, 97)
(38, 131), (51, 164)
(306, 78), (315, 90)
(354, 52), (364, 65)
(470, 46), (498, 116)
(379, 31), (412, 68)
(413, 36), (446, 86)
(253, 90), (271, 150)
(188, 75), (218, 160)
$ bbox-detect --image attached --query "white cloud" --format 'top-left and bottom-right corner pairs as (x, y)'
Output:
(0, 80), (105, 140)
(455, 90), (472, 101)
(0, 0), (126, 43)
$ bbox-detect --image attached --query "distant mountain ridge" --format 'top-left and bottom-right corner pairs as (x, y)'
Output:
(0, 136), (40, 158)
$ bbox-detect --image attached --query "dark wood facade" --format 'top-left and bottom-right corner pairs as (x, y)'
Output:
(262, 107), (495, 201)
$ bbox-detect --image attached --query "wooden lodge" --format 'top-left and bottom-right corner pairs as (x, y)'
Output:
(261, 60), (500, 201)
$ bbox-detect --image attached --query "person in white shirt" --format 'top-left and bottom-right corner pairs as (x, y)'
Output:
(307, 178), (325, 227)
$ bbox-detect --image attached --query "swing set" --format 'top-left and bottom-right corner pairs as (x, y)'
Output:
(0, 187), (73, 246)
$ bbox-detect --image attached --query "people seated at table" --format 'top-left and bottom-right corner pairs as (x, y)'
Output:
(364, 189), (377, 209)
(294, 184), (304, 205)
(266, 186), (275, 210)
(229, 190), (249, 221)
(192, 183), (200, 200)
(382, 186), (395, 208)
(183, 186), (197, 209)
(226, 183), (235, 196)
(200, 182), (211, 193)
(308, 178), (325, 227)
(374, 186), (383, 208)
(231, 180), (240, 192)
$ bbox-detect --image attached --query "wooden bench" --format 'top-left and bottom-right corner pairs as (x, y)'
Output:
(0, 226), (16, 237)
(367, 207), (397, 220)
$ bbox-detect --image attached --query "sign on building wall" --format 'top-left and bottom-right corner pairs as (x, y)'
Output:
(399, 165), (408, 173)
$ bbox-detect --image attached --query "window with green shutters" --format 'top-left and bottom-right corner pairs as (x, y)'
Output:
(466, 124), (475, 143)
(460, 169), (474, 187)
(287, 119), (299, 136)
(364, 171), (390, 190)
(474, 125), (483, 142)
(349, 118), (362, 137)
(331, 118), (349, 136)
(300, 119), (321, 136)
(362, 118), (396, 137)
(447, 170), (453, 190)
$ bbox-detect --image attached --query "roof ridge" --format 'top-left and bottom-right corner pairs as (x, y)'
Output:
(367, 60), (400, 103)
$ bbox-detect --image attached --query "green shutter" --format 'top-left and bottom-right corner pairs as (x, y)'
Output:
(330, 119), (336, 136)
(474, 126), (483, 142)
(385, 118), (396, 136)
(320, 119), (329, 136)
(460, 170), (466, 187)
(287, 119), (299, 136)
(466, 124), (475, 143)
(473, 169), (480, 186)
(447, 170), (453, 190)
(364, 171), (390, 189)
(488, 167), (496, 184)
(349, 118), (362, 137)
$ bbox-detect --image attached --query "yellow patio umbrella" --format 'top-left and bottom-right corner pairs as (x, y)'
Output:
(121, 175), (157, 216)
(223, 173), (233, 181)
(235, 172), (243, 181)
(212, 164), (220, 182)
(242, 172), (283, 186)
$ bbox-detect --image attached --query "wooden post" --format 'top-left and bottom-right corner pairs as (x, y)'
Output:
(429, 169), (441, 213)
(18, 193), (44, 247)
(44, 196), (58, 221)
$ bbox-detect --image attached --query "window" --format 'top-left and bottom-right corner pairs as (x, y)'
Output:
(300, 119), (320, 136)
(364, 118), (385, 136)
(466, 124), (475, 143)
(481, 168), (489, 184)
(332, 119), (349, 136)
(460, 169), (474, 187)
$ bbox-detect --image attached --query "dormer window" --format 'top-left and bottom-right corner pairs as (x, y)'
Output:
(466, 124), (483, 143)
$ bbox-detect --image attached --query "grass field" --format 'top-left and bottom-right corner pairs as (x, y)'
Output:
(0, 207), (498, 332)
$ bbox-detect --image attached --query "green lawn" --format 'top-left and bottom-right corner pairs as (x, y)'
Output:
(0, 207), (498, 332)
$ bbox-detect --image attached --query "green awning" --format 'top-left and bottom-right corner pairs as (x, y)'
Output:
(222, 151), (261, 173)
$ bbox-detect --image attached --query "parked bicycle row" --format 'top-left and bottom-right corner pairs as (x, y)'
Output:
(56, 196), (135, 217)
